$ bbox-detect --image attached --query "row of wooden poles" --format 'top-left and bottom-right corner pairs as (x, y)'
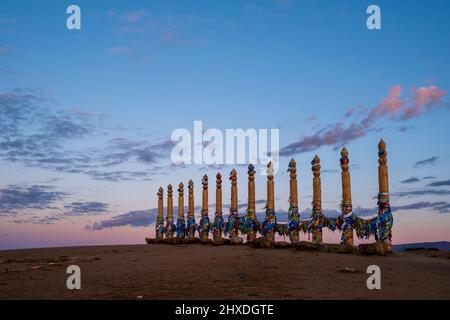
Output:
(150, 139), (391, 250)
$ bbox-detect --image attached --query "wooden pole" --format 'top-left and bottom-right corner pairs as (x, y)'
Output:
(378, 140), (389, 199)
(378, 139), (393, 253)
(340, 148), (354, 246)
(311, 155), (323, 245)
(229, 169), (239, 239)
(166, 184), (174, 240)
(216, 173), (223, 217)
(288, 159), (300, 242)
(155, 187), (164, 240)
(267, 162), (275, 211)
(263, 161), (276, 244)
(178, 183), (184, 219)
(176, 182), (185, 240)
(199, 175), (210, 241)
(246, 164), (257, 242)
(186, 179), (196, 240)
(213, 172), (224, 242)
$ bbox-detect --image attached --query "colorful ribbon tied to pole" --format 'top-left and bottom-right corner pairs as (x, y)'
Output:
(166, 218), (176, 235)
(211, 214), (224, 234)
(378, 207), (393, 242)
(155, 216), (167, 238)
(176, 218), (186, 238)
(261, 208), (277, 236)
(242, 209), (259, 234)
(341, 211), (355, 243)
(186, 216), (197, 236)
(224, 211), (243, 236)
(198, 215), (211, 238)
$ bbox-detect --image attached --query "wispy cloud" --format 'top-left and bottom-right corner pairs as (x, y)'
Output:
(0, 184), (67, 215)
(427, 180), (450, 187)
(400, 176), (435, 184)
(64, 201), (109, 216)
(414, 156), (439, 168)
(0, 88), (174, 182)
(395, 201), (450, 213)
(280, 85), (447, 156)
(392, 189), (450, 198)
(86, 208), (156, 230)
(401, 177), (421, 184)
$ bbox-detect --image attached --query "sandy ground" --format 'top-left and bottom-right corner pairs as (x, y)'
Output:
(0, 244), (449, 299)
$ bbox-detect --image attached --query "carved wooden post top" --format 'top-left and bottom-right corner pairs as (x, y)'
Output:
(267, 161), (274, 178)
(158, 187), (164, 199)
(216, 172), (222, 188)
(167, 184), (173, 197)
(340, 148), (349, 170)
(201, 175), (208, 214)
(289, 158), (297, 176)
(378, 139), (387, 166)
(230, 169), (237, 183)
(188, 179), (194, 192)
(202, 175), (208, 189)
(178, 182), (184, 195)
(248, 164), (255, 179)
(312, 155), (321, 176)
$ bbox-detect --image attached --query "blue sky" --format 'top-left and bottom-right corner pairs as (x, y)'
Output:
(0, 0), (449, 249)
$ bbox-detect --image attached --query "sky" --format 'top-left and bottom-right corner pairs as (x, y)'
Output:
(0, 0), (449, 250)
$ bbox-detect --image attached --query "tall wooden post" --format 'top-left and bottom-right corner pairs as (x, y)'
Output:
(228, 169), (243, 244)
(166, 184), (175, 240)
(267, 162), (275, 212)
(261, 161), (277, 245)
(311, 155), (323, 245)
(288, 159), (300, 243)
(246, 164), (257, 242)
(176, 182), (186, 240)
(186, 179), (196, 240)
(340, 148), (354, 246)
(229, 169), (239, 237)
(212, 172), (224, 243)
(377, 139), (393, 253)
(199, 175), (211, 241)
(155, 187), (165, 240)
(216, 173), (223, 218)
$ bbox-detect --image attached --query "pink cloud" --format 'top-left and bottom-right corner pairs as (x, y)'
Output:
(280, 84), (447, 156)
(344, 104), (367, 118)
(362, 84), (404, 127)
(402, 86), (447, 120)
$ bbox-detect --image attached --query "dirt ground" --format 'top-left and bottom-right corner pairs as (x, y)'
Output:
(1, 244), (449, 299)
